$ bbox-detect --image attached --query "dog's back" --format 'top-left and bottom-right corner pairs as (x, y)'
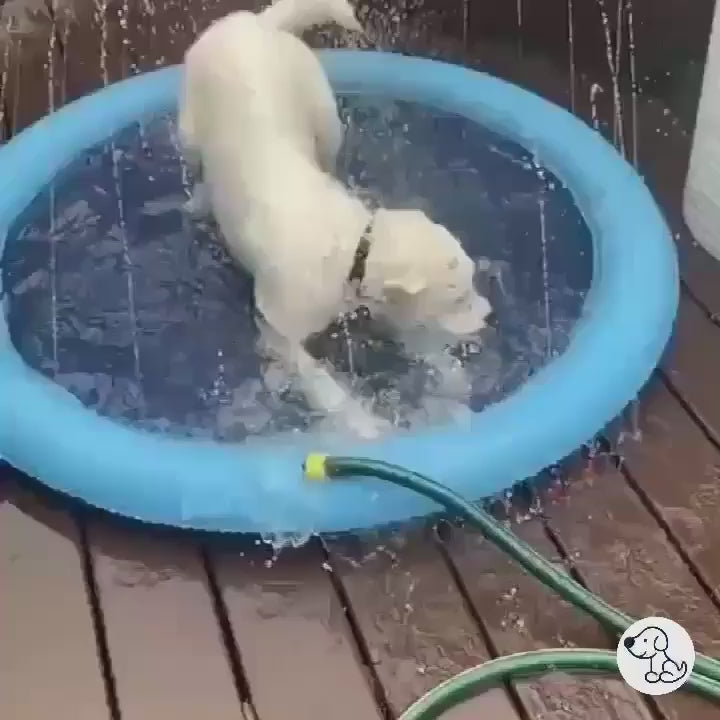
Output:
(180, 0), (361, 268)
(181, 13), (320, 165)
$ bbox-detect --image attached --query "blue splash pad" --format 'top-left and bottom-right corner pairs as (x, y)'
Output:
(0, 52), (677, 533)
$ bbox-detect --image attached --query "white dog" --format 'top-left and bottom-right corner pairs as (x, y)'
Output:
(178, 0), (492, 437)
(623, 625), (689, 684)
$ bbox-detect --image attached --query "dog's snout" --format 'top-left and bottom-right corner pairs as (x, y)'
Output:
(624, 637), (635, 649)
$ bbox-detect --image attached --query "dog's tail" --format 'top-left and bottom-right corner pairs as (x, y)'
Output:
(259, 0), (363, 35)
(677, 661), (688, 679)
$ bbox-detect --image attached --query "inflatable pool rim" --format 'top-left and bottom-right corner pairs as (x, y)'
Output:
(0, 50), (678, 534)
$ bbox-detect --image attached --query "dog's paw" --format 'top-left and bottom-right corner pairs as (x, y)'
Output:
(644, 671), (661, 684)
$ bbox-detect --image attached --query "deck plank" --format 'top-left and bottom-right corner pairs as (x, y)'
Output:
(211, 537), (383, 720)
(325, 527), (523, 719)
(124, 0), (265, 77)
(662, 294), (720, 443)
(569, 0), (634, 155)
(60, 0), (126, 102)
(630, 0), (720, 317)
(546, 458), (720, 720)
(1, 29), (10, 139)
(467, 0), (520, 64)
(633, 93), (720, 316)
(443, 518), (654, 720)
(356, 0), (465, 61)
(629, 0), (714, 129)
(134, 0), (197, 69)
(124, 0), (261, 77)
(515, 0), (571, 108)
(189, 0), (264, 37)
(211, 538), (382, 720)
(537, 0), (720, 317)
(4, 15), (62, 134)
(619, 377), (720, 607)
(0, 477), (108, 720)
(88, 521), (243, 719)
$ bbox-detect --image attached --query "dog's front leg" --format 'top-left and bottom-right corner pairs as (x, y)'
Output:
(257, 314), (390, 439)
(291, 343), (391, 439)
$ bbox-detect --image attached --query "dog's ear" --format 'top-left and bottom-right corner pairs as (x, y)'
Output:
(653, 631), (669, 651)
(383, 274), (426, 301)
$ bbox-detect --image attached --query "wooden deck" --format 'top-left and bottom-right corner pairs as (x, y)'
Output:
(2, 0), (720, 718)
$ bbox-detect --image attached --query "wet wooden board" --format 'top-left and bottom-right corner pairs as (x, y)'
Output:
(325, 526), (523, 719)
(619, 377), (720, 607)
(210, 537), (383, 720)
(460, 0), (720, 319)
(631, 94), (720, 318)
(125, 0), (265, 74)
(367, 0), (466, 61)
(4, 16), (63, 134)
(517, 0), (720, 320)
(545, 458), (720, 720)
(629, 0), (714, 128)
(0, 30), (10, 140)
(442, 517), (654, 720)
(663, 294), (720, 444)
(519, 0), (569, 68)
(87, 520), (243, 719)
(0, 478), (108, 720)
(516, 0), (571, 108)
(135, 0), (198, 68)
(467, 0), (521, 62)
(59, 0), (126, 102)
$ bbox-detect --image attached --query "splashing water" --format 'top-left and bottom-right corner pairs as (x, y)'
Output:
(1, 96), (592, 444)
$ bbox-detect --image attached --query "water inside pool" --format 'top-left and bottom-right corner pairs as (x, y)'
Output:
(1, 96), (592, 441)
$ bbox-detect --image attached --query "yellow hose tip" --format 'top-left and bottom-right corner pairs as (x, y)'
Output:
(303, 453), (329, 482)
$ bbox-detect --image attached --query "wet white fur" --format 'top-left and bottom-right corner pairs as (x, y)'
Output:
(178, 0), (492, 438)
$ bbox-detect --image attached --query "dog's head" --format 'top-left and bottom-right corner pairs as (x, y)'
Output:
(623, 626), (669, 659)
(367, 209), (492, 340)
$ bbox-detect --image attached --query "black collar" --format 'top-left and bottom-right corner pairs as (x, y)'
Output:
(347, 216), (374, 285)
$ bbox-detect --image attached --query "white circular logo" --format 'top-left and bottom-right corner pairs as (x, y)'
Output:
(617, 616), (695, 695)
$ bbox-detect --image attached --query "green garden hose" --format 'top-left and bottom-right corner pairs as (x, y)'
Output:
(302, 453), (720, 718)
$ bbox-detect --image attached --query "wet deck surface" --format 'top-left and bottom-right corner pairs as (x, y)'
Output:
(2, 0), (720, 718)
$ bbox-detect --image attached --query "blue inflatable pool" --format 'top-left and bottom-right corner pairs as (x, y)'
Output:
(0, 51), (678, 534)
